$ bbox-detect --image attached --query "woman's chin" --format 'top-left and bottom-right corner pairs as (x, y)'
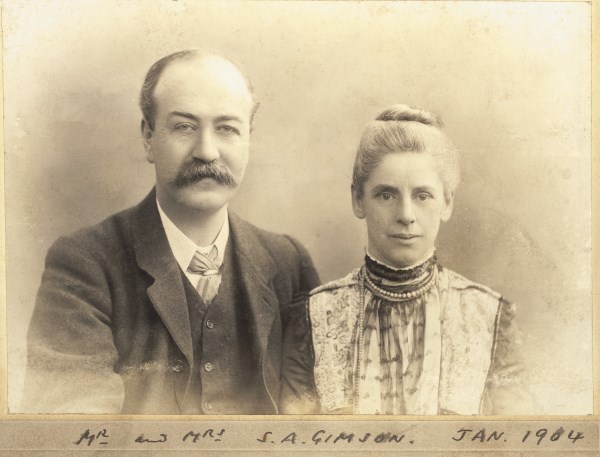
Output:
(376, 249), (429, 269)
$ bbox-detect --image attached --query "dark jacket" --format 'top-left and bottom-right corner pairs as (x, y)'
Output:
(23, 190), (319, 414)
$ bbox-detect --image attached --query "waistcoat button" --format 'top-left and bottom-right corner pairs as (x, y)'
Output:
(206, 320), (215, 329)
(204, 362), (214, 372)
(204, 401), (213, 411)
(172, 360), (184, 373)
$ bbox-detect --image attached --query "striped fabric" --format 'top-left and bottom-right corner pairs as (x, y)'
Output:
(358, 254), (435, 414)
(187, 245), (222, 305)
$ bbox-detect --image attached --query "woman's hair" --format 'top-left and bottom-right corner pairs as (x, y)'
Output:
(352, 104), (460, 198)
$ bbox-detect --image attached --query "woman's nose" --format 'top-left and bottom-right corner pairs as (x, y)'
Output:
(192, 130), (220, 162)
(396, 198), (416, 225)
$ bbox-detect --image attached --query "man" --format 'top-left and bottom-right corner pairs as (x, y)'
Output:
(22, 50), (319, 414)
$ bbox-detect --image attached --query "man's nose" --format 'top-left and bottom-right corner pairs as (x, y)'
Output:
(396, 198), (416, 225)
(192, 129), (220, 162)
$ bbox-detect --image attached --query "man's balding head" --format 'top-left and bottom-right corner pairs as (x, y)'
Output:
(139, 50), (258, 130)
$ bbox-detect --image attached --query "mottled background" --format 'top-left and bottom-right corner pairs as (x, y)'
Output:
(3, 0), (592, 413)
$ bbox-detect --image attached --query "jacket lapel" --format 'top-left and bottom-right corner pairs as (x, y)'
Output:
(228, 213), (280, 409)
(131, 190), (193, 365)
(130, 193), (280, 410)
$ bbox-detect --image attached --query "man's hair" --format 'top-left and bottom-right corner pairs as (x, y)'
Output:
(139, 49), (259, 130)
(352, 104), (460, 199)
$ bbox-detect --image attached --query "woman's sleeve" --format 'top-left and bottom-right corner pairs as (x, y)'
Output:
(480, 298), (532, 415)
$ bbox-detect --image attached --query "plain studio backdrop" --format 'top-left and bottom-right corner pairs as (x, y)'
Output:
(3, 1), (592, 413)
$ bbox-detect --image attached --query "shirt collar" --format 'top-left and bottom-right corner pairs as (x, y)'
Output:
(156, 198), (229, 273)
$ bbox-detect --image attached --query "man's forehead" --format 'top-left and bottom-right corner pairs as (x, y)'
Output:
(153, 56), (253, 113)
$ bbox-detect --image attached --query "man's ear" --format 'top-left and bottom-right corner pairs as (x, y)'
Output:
(141, 118), (154, 163)
(351, 184), (365, 219)
(441, 191), (454, 222)
(249, 101), (260, 134)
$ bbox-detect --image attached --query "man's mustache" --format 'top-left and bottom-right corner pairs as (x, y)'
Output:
(171, 159), (238, 188)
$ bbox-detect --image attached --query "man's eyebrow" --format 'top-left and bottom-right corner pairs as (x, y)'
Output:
(169, 111), (199, 122)
(214, 115), (244, 124)
(168, 112), (244, 124)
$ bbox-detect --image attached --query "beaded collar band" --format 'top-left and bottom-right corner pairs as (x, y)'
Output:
(364, 253), (437, 282)
(362, 265), (437, 302)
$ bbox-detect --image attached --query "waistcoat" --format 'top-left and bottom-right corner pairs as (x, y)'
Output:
(180, 242), (266, 414)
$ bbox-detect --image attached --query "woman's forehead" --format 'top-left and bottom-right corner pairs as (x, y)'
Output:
(367, 152), (444, 187)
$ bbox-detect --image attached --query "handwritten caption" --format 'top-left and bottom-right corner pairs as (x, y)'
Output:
(74, 428), (225, 446)
(73, 426), (585, 448)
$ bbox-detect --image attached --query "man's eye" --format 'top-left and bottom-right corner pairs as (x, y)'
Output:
(217, 125), (240, 135)
(415, 192), (432, 201)
(377, 192), (394, 201)
(174, 123), (195, 132)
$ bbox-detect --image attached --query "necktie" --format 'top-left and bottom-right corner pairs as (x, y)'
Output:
(187, 245), (222, 305)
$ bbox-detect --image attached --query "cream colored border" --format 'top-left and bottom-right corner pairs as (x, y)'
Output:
(0, 0), (7, 417)
(0, 0), (596, 453)
(591, 0), (599, 418)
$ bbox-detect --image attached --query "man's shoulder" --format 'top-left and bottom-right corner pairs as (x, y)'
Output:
(229, 212), (306, 258)
(231, 215), (282, 241)
(228, 213), (320, 292)
(48, 200), (141, 261)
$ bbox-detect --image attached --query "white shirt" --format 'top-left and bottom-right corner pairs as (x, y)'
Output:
(156, 199), (230, 289)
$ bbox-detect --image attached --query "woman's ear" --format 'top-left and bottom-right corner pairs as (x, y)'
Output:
(351, 184), (365, 219)
(441, 191), (454, 222)
(141, 118), (154, 163)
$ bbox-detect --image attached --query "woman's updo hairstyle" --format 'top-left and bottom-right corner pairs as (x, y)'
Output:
(352, 104), (460, 199)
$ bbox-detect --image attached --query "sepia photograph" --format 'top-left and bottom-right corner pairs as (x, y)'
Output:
(2, 0), (593, 424)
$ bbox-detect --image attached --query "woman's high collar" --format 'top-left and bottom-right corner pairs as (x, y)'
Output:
(365, 250), (437, 284)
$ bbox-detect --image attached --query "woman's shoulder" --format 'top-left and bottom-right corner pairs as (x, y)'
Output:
(309, 268), (361, 297)
(308, 268), (362, 333)
(440, 266), (504, 301)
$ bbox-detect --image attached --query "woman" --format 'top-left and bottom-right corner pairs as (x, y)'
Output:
(308, 105), (522, 415)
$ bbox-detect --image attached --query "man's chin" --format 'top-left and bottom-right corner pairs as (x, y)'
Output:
(177, 178), (221, 188)
(174, 187), (237, 213)
(172, 174), (239, 189)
